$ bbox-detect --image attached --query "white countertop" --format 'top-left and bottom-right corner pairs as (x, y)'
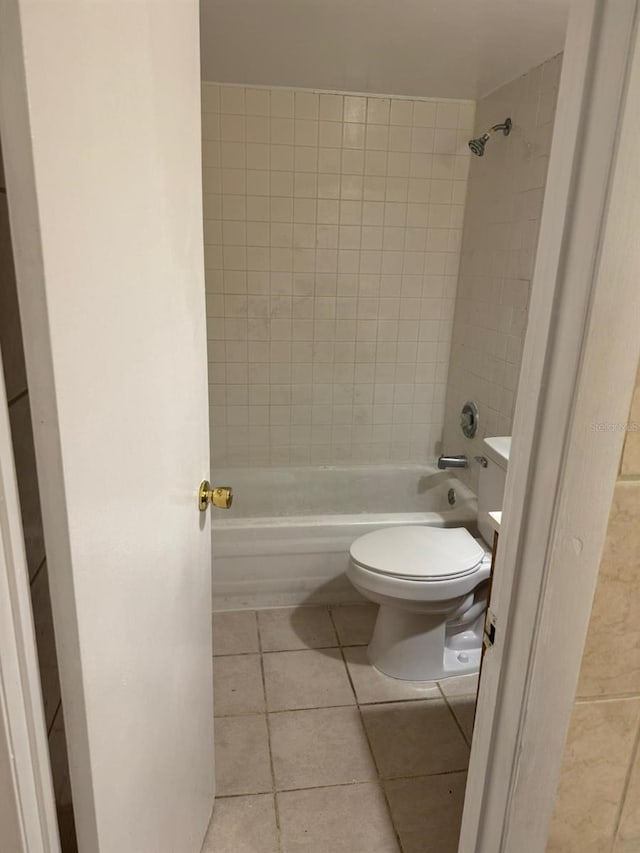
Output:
(488, 511), (502, 533)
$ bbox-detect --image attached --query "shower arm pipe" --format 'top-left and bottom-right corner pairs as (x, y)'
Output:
(475, 119), (513, 146)
(486, 118), (512, 137)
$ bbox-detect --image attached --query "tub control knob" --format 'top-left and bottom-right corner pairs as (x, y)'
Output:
(198, 481), (233, 511)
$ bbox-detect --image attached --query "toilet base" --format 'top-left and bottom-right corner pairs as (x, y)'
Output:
(367, 604), (482, 682)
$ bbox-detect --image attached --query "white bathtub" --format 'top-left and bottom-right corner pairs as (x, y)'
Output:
(211, 465), (478, 611)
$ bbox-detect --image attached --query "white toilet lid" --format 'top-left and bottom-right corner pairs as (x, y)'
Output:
(350, 526), (486, 580)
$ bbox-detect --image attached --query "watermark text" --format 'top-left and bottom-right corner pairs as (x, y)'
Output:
(591, 421), (639, 432)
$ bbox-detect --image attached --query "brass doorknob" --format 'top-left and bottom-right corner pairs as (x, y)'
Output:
(198, 481), (233, 511)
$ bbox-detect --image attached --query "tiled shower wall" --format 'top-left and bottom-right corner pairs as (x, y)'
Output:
(442, 54), (562, 490)
(202, 84), (474, 466)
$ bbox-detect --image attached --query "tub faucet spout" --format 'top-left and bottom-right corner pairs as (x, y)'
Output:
(438, 454), (469, 469)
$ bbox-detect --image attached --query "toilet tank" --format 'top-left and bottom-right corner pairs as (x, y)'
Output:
(477, 436), (511, 544)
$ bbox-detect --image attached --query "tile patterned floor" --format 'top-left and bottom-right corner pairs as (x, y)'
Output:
(203, 604), (479, 853)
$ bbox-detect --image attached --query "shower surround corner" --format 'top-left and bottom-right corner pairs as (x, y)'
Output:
(442, 53), (563, 491)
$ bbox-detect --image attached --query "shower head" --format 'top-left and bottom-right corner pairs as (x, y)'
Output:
(468, 134), (490, 156)
(468, 117), (512, 157)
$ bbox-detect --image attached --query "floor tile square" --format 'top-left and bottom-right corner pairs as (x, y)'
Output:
(344, 646), (440, 704)
(361, 699), (470, 779)
(385, 772), (467, 853)
(438, 672), (479, 698)
(258, 606), (337, 651)
(213, 654), (265, 716)
(331, 604), (378, 646)
(213, 611), (259, 656)
(448, 695), (476, 744)
(201, 794), (278, 853)
(270, 706), (377, 790)
(214, 715), (272, 796)
(278, 783), (400, 852)
(263, 648), (354, 711)
(208, 606), (474, 850)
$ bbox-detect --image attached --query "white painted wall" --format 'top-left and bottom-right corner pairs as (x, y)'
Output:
(200, 0), (568, 99)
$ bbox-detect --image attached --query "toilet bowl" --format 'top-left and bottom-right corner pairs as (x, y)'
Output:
(347, 435), (510, 682)
(348, 526), (491, 680)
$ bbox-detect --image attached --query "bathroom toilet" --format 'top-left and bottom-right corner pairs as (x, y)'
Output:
(347, 436), (511, 682)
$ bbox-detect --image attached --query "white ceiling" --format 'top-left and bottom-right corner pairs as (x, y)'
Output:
(200, 0), (569, 100)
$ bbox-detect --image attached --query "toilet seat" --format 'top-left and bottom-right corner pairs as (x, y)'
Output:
(350, 525), (486, 581)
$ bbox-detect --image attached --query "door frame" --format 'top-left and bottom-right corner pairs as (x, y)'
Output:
(1, 1), (639, 852)
(460, 0), (640, 850)
(0, 350), (60, 852)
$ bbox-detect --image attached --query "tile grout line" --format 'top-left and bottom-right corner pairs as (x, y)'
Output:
(437, 682), (475, 749)
(575, 692), (640, 705)
(214, 766), (470, 799)
(48, 698), (63, 738)
(255, 610), (283, 853)
(212, 603), (374, 624)
(7, 386), (28, 407)
(328, 606), (406, 853)
(325, 602), (341, 648)
(214, 642), (367, 658)
(29, 554), (48, 589)
(612, 707), (640, 846)
(213, 688), (447, 718)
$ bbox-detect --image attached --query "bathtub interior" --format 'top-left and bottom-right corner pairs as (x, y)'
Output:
(211, 465), (478, 611)
(213, 464), (476, 519)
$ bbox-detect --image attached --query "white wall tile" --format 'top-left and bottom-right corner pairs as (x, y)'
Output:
(203, 83), (474, 466)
